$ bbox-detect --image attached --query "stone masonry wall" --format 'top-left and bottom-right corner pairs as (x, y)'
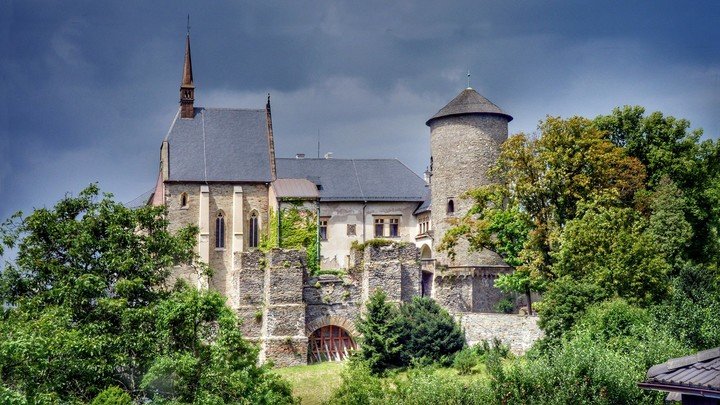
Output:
(229, 244), (540, 366)
(460, 313), (543, 355)
(429, 114), (509, 267)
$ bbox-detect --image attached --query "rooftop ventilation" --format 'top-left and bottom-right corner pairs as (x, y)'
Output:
(295, 153), (305, 159)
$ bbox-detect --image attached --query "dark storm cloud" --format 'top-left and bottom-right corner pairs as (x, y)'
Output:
(1, 0), (719, 223)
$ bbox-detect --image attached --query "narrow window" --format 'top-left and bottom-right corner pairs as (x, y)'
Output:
(374, 218), (384, 238)
(249, 211), (259, 248)
(319, 218), (329, 241)
(389, 218), (399, 237)
(215, 212), (225, 249)
(180, 193), (188, 208)
(447, 199), (455, 214)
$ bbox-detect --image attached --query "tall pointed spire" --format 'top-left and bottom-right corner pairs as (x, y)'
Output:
(180, 26), (195, 119)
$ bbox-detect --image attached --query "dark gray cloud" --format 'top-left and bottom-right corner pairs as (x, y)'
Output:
(1, 0), (719, 222)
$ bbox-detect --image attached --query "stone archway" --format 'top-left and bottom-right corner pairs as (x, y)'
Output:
(306, 316), (358, 363)
(420, 244), (432, 259)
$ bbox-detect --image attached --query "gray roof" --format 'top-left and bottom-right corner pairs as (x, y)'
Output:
(276, 158), (427, 202)
(125, 188), (154, 209)
(426, 88), (513, 126)
(641, 347), (720, 396)
(165, 107), (272, 182)
(414, 187), (431, 214)
(271, 178), (319, 199)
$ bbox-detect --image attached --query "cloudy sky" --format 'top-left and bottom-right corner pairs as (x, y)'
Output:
(1, 1), (719, 222)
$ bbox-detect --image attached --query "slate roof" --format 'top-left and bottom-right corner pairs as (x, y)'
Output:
(165, 107), (272, 182)
(276, 158), (427, 202)
(271, 178), (319, 199)
(639, 347), (720, 399)
(125, 188), (154, 209)
(426, 88), (512, 126)
(414, 187), (432, 214)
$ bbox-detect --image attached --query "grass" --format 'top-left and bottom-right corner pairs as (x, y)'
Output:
(275, 361), (345, 405)
(274, 361), (491, 404)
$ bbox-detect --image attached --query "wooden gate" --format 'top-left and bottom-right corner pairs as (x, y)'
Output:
(308, 325), (356, 363)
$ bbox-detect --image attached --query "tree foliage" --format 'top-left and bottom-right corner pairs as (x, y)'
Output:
(0, 185), (294, 404)
(355, 290), (404, 374)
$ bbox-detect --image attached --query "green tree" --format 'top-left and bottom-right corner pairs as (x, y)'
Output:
(397, 297), (465, 366)
(552, 200), (671, 305)
(0, 184), (198, 402)
(355, 290), (404, 374)
(594, 106), (720, 262)
(141, 285), (294, 404)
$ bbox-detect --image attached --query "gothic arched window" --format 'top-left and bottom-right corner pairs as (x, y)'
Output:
(249, 211), (259, 248)
(215, 211), (225, 249)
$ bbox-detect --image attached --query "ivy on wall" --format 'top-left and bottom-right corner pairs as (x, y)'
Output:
(261, 203), (319, 273)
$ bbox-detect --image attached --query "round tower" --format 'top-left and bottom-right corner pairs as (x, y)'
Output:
(426, 87), (513, 267)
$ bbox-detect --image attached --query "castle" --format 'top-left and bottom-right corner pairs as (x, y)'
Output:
(135, 33), (540, 366)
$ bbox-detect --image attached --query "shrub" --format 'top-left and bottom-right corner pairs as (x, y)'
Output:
(472, 337), (511, 361)
(452, 348), (477, 375)
(326, 360), (387, 405)
(91, 387), (132, 405)
(356, 290), (405, 374)
(398, 297), (465, 366)
(494, 296), (515, 314)
(537, 277), (608, 344)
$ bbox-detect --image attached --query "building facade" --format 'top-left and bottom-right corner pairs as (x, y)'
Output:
(134, 34), (539, 365)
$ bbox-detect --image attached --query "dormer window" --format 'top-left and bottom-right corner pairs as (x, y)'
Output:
(215, 211), (225, 249)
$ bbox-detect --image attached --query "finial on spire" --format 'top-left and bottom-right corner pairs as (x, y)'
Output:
(187, 14), (191, 35)
(467, 69), (471, 89)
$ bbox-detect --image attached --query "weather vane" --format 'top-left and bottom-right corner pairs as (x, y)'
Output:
(187, 14), (191, 35)
(467, 69), (471, 89)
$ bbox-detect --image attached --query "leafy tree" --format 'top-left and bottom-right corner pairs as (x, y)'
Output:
(536, 277), (608, 343)
(141, 285), (294, 404)
(594, 106), (720, 262)
(355, 290), (404, 374)
(0, 184), (198, 402)
(552, 200), (671, 305)
(0, 185), (295, 404)
(397, 297), (465, 366)
(646, 177), (693, 269)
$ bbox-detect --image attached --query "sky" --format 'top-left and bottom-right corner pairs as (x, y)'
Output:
(1, 1), (719, 223)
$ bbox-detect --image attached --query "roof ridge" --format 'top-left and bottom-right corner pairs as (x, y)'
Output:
(197, 107), (265, 112)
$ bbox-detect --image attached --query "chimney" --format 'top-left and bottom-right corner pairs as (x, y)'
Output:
(424, 167), (432, 184)
(180, 34), (195, 119)
(324, 152), (333, 159)
(295, 153), (306, 159)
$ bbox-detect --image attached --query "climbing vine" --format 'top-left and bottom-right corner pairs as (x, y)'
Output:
(261, 204), (319, 273)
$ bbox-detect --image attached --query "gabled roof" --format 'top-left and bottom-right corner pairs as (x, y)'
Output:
(165, 107), (272, 182)
(639, 347), (720, 399)
(426, 87), (512, 126)
(276, 158), (427, 202)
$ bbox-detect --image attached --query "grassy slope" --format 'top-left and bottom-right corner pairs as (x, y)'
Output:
(274, 361), (490, 405)
(275, 362), (346, 405)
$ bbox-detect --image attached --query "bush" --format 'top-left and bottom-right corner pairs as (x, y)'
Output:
(398, 297), (465, 366)
(494, 296), (515, 314)
(326, 360), (387, 405)
(452, 348), (477, 375)
(537, 277), (608, 344)
(91, 387), (132, 405)
(472, 337), (511, 361)
(356, 290), (405, 374)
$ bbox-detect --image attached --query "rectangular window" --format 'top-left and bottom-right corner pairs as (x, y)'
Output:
(389, 218), (399, 237)
(319, 218), (329, 241)
(347, 224), (356, 236)
(374, 216), (401, 238)
(418, 214), (430, 235)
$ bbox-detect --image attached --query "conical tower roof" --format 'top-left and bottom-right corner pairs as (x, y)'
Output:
(426, 87), (512, 126)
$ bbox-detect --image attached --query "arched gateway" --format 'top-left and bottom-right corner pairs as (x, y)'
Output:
(306, 316), (358, 363)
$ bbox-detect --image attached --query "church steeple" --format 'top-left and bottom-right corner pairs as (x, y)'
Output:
(180, 32), (195, 119)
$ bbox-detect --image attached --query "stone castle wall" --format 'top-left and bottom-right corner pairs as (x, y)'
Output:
(429, 114), (509, 267)
(226, 243), (538, 366)
(460, 313), (543, 354)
